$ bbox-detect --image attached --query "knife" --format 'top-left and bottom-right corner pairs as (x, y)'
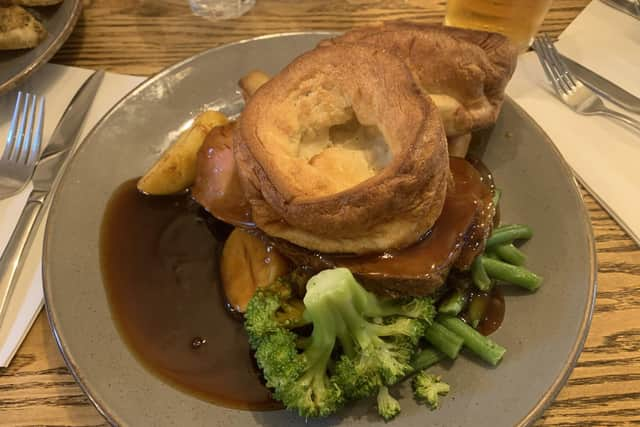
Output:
(600, 0), (640, 20)
(0, 70), (104, 327)
(560, 54), (640, 115)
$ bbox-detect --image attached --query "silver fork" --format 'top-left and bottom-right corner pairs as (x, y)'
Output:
(532, 34), (640, 133)
(0, 92), (45, 200)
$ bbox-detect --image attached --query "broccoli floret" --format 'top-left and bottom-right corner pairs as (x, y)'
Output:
(366, 297), (437, 324)
(376, 386), (401, 421)
(412, 371), (450, 410)
(254, 329), (343, 417)
(244, 290), (281, 347)
(244, 267), (437, 418)
(328, 272), (436, 325)
(270, 309), (344, 417)
(247, 270), (345, 417)
(254, 329), (303, 390)
(311, 269), (425, 400)
(374, 317), (426, 345)
(244, 273), (307, 347)
(333, 319), (422, 399)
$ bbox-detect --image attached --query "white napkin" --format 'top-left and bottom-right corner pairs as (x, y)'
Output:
(0, 64), (145, 367)
(506, 0), (640, 245)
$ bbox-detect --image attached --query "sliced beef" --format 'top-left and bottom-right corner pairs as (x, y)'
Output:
(192, 122), (254, 227)
(193, 126), (495, 298)
(251, 158), (495, 297)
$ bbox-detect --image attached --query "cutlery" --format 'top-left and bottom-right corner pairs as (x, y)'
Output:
(0, 92), (45, 200)
(560, 54), (640, 114)
(0, 70), (104, 329)
(601, 0), (640, 20)
(532, 35), (640, 133)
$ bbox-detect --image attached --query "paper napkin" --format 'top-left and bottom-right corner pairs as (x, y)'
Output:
(506, 0), (640, 245)
(0, 64), (145, 367)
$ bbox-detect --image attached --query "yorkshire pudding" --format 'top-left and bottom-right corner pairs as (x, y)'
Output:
(321, 23), (517, 137)
(235, 44), (449, 254)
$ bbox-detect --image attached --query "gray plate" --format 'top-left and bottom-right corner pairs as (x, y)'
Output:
(43, 33), (597, 427)
(0, 0), (81, 95)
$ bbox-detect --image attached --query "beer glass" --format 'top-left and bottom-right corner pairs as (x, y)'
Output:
(445, 0), (553, 52)
(189, 0), (255, 20)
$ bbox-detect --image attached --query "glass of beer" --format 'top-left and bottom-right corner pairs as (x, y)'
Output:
(444, 0), (553, 52)
(189, 0), (255, 20)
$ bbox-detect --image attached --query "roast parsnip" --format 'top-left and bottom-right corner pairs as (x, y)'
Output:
(137, 110), (228, 195)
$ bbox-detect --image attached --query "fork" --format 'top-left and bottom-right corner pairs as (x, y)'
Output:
(0, 92), (45, 200)
(532, 34), (640, 133)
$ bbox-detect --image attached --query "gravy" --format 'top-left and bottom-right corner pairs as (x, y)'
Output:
(337, 157), (494, 277)
(100, 180), (278, 410)
(100, 158), (504, 409)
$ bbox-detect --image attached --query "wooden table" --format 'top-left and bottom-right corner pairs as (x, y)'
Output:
(1, 0), (639, 425)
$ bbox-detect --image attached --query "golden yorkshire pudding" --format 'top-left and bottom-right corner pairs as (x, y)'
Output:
(235, 44), (449, 254)
(321, 23), (518, 137)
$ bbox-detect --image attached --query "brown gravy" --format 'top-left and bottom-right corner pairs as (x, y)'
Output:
(100, 179), (279, 410)
(100, 158), (504, 409)
(337, 157), (494, 277)
(471, 288), (506, 336)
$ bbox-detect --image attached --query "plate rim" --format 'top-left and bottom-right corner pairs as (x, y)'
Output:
(0, 0), (83, 95)
(42, 32), (597, 427)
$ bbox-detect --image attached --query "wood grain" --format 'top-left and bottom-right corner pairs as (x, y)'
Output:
(2, 0), (640, 426)
(52, 0), (591, 75)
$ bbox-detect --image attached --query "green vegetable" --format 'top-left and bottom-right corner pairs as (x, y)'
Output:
(486, 224), (533, 248)
(466, 293), (489, 329)
(411, 347), (445, 372)
(494, 243), (527, 266)
(357, 294), (437, 322)
(245, 268), (437, 417)
(482, 257), (543, 291)
(412, 372), (450, 410)
(423, 322), (464, 359)
(438, 289), (467, 316)
(376, 386), (401, 421)
(471, 255), (492, 292)
(437, 315), (506, 366)
(333, 322), (424, 400)
(484, 250), (500, 260)
(492, 188), (502, 208)
(244, 273), (308, 348)
(250, 308), (342, 417)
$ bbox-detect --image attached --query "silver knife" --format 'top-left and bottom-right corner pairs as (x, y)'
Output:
(560, 54), (640, 115)
(601, 0), (640, 20)
(0, 70), (104, 328)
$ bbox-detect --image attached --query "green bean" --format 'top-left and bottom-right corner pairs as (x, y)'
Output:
(484, 250), (500, 260)
(466, 293), (489, 329)
(411, 347), (445, 372)
(423, 322), (464, 359)
(482, 257), (542, 291)
(471, 255), (492, 292)
(437, 315), (506, 366)
(491, 188), (502, 208)
(494, 243), (527, 266)
(492, 223), (528, 233)
(486, 224), (533, 248)
(438, 289), (467, 316)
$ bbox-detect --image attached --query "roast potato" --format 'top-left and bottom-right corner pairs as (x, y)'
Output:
(221, 228), (290, 312)
(0, 6), (46, 50)
(239, 70), (270, 100)
(137, 110), (228, 195)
